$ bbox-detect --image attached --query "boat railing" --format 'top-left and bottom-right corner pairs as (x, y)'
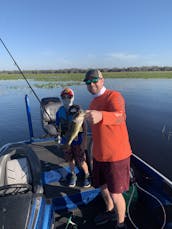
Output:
(25, 95), (34, 141)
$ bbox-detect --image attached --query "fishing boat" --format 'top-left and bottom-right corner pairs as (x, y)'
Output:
(0, 95), (172, 229)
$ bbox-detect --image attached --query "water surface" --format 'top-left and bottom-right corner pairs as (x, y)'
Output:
(0, 79), (172, 180)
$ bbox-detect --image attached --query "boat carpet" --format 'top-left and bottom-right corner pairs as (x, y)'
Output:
(29, 142), (94, 199)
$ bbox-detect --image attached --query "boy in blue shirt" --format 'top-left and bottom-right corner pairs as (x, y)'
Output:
(56, 88), (90, 188)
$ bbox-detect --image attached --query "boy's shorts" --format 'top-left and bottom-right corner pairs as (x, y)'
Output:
(64, 144), (86, 165)
(92, 157), (130, 193)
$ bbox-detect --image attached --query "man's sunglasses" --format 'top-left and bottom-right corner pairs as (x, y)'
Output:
(85, 77), (102, 85)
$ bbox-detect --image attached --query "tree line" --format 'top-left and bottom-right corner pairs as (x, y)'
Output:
(1, 66), (172, 74)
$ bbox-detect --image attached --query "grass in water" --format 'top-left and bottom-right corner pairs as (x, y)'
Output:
(1, 71), (172, 81)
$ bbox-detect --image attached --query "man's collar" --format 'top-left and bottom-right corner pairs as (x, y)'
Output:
(93, 86), (106, 98)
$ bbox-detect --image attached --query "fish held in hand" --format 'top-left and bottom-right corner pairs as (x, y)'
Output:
(61, 105), (85, 150)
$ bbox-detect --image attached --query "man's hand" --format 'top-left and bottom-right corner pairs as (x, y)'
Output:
(85, 110), (102, 124)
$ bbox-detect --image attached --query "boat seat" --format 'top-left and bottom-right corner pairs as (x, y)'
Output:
(41, 97), (62, 136)
(5, 158), (32, 185)
(0, 154), (11, 187)
(0, 156), (32, 195)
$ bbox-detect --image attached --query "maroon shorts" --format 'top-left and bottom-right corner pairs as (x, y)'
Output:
(64, 144), (86, 165)
(92, 157), (130, 194)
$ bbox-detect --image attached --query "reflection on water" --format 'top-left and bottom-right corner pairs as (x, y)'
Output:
(0, 79), (172, 180)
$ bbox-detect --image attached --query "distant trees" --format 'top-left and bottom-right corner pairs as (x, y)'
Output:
(1, 66), (172, 74)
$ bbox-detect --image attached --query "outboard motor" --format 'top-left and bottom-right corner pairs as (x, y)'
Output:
(40, 97), (62, 137)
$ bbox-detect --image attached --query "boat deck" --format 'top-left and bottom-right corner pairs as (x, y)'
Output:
(28, 141), (119, 228)
(29, 141), (108, 228)
(29, 141), (94, 196)
(27, 140), (168, 229)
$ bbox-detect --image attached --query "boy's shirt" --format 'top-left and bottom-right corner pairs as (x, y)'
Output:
(56, 106), (82, 145)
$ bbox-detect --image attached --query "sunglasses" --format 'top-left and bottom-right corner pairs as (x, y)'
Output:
(61, 95), (72, 99)
(85, 77), (101, 85)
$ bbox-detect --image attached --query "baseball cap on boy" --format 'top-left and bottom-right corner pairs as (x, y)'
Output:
(61, 88), (74, 98)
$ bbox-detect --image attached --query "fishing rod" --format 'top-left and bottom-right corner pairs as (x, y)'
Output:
(0, 38), (54, 124)
(0, 38), (42, 104)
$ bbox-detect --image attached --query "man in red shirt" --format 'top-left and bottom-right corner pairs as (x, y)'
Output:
(84, 69), (132, 229)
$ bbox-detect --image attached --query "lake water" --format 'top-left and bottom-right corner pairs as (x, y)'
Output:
(0, 78), (172, 181)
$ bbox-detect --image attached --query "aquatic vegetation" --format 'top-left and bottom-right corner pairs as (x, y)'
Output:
(34, 81), (83, 88)
(1, 71), (172, 81)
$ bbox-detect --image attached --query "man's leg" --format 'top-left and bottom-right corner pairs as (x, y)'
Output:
(94, 185), (116, 225)
(101, 187), (127, 227)
(101, 184), (114, 211)
(111, 192), (126, 224)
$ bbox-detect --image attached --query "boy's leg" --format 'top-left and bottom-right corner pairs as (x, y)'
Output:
(74, 145), (91, 187)
(64, 148), (77, 187)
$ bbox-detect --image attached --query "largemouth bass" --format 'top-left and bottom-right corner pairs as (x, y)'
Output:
(61, 105), (85, 150)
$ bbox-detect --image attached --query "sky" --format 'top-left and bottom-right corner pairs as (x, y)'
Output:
(1, 0), (172, 70)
